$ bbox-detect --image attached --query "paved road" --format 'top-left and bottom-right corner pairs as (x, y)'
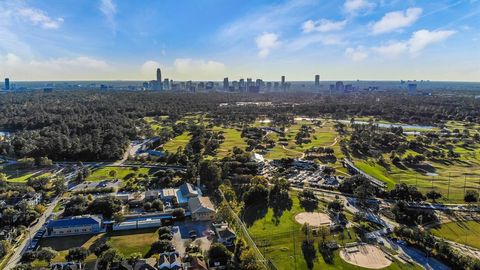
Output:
(4, 196), (60, 269)
(4, 170), (76, 269)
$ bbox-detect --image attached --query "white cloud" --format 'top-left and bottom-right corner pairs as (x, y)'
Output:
(173, 58), (226, 74)
(408, 29), (456, 54)
(344, 0), (375, 15)
(141, 60), (161, 77)
(373, 42), (408, 57)
(219, 0), (315, 40)
(256, 32), (280, 58)
(100, 0), (117, 30)
(0, 53), (111, 80)
(373, 29), (456, 58)
(345, 46), (368, 61)
(288, 34), (344, 51)
(302, 19), (347, 33)
(18, 8), (64, 29)
(372, 8), (422, 34)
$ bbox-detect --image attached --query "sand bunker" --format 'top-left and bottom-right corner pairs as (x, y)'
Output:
(340, 244), (392, 269)
(294, 212), (332, 227)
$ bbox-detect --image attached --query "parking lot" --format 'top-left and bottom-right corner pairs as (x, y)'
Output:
(171, 220), (213, 255)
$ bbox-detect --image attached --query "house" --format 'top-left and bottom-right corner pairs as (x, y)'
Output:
(188, 197), (216, 221)
(118, 258), (157, 270)
(145, 190), (159, 201)
(176, 183), (201, 206)
(159, 252), (182, 270)
(161, 188), (177, 201)
(26, 193), (42, 206)
(212, 223), (236, 246)
(184, 256), (208, 270)
(179, 183), (199, 198)
(46, 216), (102, 237)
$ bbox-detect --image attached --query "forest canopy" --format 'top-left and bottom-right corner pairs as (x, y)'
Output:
(0, 90), (478, 161)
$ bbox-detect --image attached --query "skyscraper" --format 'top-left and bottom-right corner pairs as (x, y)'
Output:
(156, 68), (162, 82)
(335, 81), (344, 91)
(223, 77), (229, 90)
(315, 75), (320, 87)
(4, 78), (9, 90)
(156, 68), (163, 90)
(281, 76), (286, 91)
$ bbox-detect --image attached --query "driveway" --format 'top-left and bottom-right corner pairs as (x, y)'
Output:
(171, 221), (213, 256)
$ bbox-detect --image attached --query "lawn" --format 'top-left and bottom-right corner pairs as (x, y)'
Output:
(212, 127), (248, 158)
(163, 132), (191, 153)
(35, 234), (101, 268)
(107, 228), (159, 256)
(347, 118), (480, 202)
(35, 229), (159, 267)
(87, 167), (150, 182)
(353, 156), (480, 202)
(431, 221), (480, 249)
(245, 192), (417, 270)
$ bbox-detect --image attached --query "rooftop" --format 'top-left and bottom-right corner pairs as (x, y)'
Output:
(47, 216), (101, 228)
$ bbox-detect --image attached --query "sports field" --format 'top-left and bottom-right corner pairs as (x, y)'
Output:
(245, 192), (418, 270)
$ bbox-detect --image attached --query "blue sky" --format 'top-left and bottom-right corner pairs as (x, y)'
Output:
(0, 0), (479, 81)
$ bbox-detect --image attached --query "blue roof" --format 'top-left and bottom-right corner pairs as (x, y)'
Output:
(179, 183), (197, 197)
(47, 216), (101, 228)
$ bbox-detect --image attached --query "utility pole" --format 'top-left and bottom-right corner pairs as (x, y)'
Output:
(447, 173), (451, 200)
(292, 226), (297, 270)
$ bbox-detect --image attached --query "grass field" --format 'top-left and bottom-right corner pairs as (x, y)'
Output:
(212, 127), (248, 158)
(431, 221), (480, 249)
(163, 132), (191, 153)
(107, 229), (158, 256)
(35, 234), (102, 268)
(36, 229), (159, 267)
(1, 169), (49, 183)
(245, 192), (417, 270)
(354, 157), (480, 202)
(87, 167), (150, 182)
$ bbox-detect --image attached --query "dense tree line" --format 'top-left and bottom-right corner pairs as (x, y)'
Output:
(1, 90), (479, 161)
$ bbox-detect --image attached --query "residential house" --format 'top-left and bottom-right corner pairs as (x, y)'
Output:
(161, 188), (177, 201)
(176, 183), (200, 206)
(212, 223), (236, 246)
(46, 216), (102, 237)
(118, 258), (157, 270)
(159, 252), (182, 270)
(188, 197), (216, 221)
(184, 256), (207, 270)
(145, 190), (159, 201)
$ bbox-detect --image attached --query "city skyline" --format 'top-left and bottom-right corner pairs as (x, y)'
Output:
(0, 0), (479, 81)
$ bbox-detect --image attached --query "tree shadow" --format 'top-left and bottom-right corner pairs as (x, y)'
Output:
(242, 203), (268, 227)
(301, 239), (317, 269)
(269, 193), (293, 226)
(299, 199), (318, 212)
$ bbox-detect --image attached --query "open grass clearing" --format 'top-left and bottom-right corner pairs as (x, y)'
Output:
(245, 191), (417, 270)
(162, 132), (191, 153)
(87, 166), (150, 182)
(212, 127), (248, 158)
(35, 229), (159, 268)
(431, 221), (480, 249)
